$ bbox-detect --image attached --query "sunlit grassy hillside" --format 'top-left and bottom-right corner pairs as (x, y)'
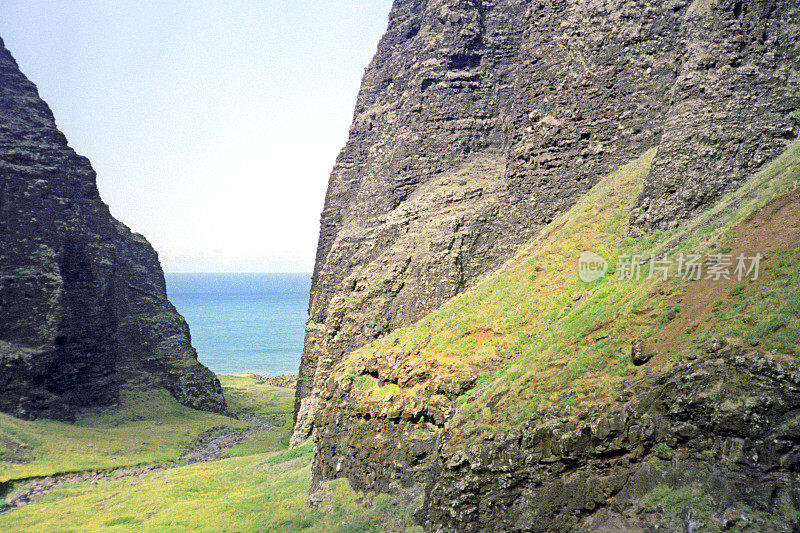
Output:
(0, 376), (418, 532)
(341, 141), (800, 441)
(0, 438), (421, 532)
(0, 375), (301, 483)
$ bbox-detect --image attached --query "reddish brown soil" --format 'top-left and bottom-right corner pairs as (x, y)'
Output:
(650, 189), (800, 358)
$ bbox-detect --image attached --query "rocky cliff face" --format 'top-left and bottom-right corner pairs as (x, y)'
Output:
(299, 0), (800, 529)
(292, 0), (531, 443)
(0, 38), (226, 420)
(426, 349), (800, 531)
(294, 0), (800, 444)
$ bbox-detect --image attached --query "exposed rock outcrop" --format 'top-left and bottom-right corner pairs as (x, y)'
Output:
(294, 0), (800, 446)
(426, 349), (800, 531)
(0, 37), (226, 420)
(259, 374), (298, 389)
(293, 0), (530, 444)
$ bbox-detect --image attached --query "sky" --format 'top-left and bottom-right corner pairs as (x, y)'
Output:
(0, 0), (394, 272)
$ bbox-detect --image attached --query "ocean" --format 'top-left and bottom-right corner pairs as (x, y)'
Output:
(164, 272), (311, 376)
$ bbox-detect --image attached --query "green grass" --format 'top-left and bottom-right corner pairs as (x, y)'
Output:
(219, 429), (289, 459)
(0, 445), (319, 531)
(643, 484), (793, 530)
(335, 141), (800, 442)
(645, 484), (712, 523)
(0, 375), (298, 482)
(653, 443), (674, 460)
(728, 284), (746, 297)
(0, 377), (421, 532)
(217, 374), (295, 420)
(0, 387), (248, 482)
(354, 374), (377, 390)
(0, 437), (419, 532)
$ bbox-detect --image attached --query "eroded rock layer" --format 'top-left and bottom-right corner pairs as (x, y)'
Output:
(295, 0), (800, 447)
(0, 38), (226, 420)
(426, 349), (800, 531)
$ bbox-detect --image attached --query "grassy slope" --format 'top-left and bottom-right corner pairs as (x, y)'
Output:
(0, 441), (419, 532)
(0, 375), (298, 482)
(0, 377), (419, 532)
(1, 142), (798, 530)
(0, 388), (246, 482)
(218, 375), (295, 421)
(216, 375), (295, 457)
(341, 141), (800, 442)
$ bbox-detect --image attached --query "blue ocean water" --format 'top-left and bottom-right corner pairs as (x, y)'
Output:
(165, 273), (311, 375)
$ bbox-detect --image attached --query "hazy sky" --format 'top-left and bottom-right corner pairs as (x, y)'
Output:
(0, 1), (394, 272)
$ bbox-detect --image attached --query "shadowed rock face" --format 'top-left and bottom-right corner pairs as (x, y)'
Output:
(293, 0), (800, 445)
(0, 38), (226, 420)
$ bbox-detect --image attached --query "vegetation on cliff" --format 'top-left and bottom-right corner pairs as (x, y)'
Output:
(316, 141), (800, 530)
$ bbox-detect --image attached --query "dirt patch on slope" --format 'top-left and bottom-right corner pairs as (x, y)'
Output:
(469, 327), (505, 350)
(651, 189), (800, 357)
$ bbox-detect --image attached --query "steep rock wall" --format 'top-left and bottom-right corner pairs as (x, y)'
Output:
(0, 38), (226, 420)
(293, 0), (531, 443)
(426, 349), (800, 531)
(294, 0), (800, 446)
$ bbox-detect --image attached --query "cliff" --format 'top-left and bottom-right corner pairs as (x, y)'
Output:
(0, 38), (226, 420)
(298, 0), (800, 530)
(294, 0), (799, 439)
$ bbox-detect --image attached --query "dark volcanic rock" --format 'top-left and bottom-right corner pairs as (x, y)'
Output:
(293, 0), (530, 444)
(631, 339), (655, 365)
(294, 0), (800, 446)
(630, 0), (800, 231)
(0, 38), (226, 420)
(425, 349), (800, 532)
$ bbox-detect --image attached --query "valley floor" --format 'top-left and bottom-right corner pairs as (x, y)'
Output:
(0, 375), (416, 532)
